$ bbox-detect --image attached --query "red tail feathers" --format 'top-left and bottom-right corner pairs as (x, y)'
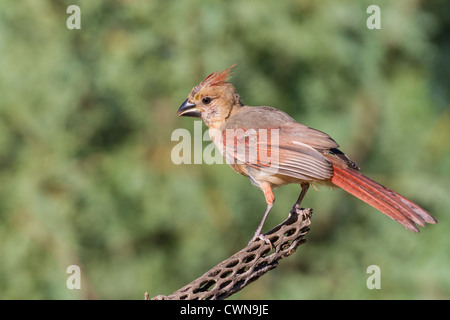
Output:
(331, 166), (437, 232)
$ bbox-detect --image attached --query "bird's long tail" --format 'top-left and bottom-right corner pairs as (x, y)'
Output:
(331, 166), (437, 232)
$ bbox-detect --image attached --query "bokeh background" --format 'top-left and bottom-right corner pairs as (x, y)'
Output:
(0, 0), (449, 299)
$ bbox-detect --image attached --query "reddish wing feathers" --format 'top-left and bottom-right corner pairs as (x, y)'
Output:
(220, 127), (334, 182)
(331, 166), (437, 232)
(281, 123), (339, 151)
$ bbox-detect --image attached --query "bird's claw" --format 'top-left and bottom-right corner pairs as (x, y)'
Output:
(259, 234), (274, 251)
(248, 233), (273, 251)
(289, 203), (303, 217)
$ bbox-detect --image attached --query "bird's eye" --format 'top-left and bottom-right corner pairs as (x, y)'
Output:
(202, 97), (212, 105)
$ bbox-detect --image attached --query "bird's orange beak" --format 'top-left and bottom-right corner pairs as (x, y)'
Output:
(177, 99), (201, 117)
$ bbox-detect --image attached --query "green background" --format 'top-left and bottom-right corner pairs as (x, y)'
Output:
(0, 0), (449, 299)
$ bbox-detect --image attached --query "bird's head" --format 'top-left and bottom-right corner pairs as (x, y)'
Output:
(177, 64), (242, 128)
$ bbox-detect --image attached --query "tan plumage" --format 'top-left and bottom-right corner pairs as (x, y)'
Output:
(178, 64), (437, 244)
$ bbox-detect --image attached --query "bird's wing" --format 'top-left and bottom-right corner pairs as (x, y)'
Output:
(279, 122), (339, 151)
(218, 125), (334, 182)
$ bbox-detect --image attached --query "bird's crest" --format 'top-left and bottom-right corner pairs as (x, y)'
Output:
(193, 64), (237, 95)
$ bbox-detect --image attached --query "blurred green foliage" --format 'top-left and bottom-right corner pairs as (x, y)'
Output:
(0, 0), (449, 299)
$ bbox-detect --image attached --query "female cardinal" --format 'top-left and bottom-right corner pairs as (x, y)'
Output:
(177, 64), (437, 245)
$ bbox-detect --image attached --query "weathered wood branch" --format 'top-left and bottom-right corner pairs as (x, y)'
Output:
(149, 208), (312, 300)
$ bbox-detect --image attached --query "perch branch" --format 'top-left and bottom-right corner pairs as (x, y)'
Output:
(149, 208), (312, 300)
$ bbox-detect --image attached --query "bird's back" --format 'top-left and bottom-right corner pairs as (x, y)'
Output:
(221, 106), (296, 131)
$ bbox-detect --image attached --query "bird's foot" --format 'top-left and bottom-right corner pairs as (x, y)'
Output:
(248, 233), (273, 251)
(289, 203), (303, 217)
(289, 205), (313, 222)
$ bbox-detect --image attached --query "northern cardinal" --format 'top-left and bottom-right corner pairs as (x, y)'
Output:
(177, 64), (437, 245)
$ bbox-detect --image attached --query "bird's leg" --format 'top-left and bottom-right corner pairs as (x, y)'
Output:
(248, 182), (274, 248)
(248, 203), (273, 247)
(289, 183), (310, 217)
